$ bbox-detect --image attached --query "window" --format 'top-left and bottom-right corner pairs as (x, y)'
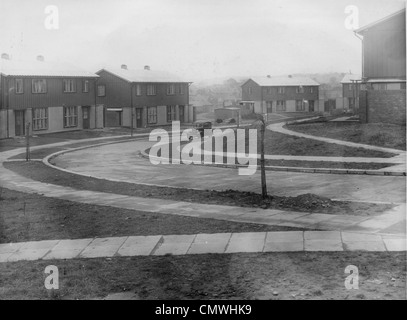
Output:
(147, 106), (157, 124)
(348, 98), (355, 107)
(278, 87), (285, 94)
(296, 100), (305, 111)
(248, 87), (252, 95)
(63, 106), (78, 128)
(82, 80), (89, 93)
(309, 100), (315, 111)
(63, 79), (76, 93)
(167, 105), (176, 122)
(136, 84), (142, 96)
(15, 79), (24, 94)
(266, 101), (273, 113)
(32, 108), (48, 130)
(167, 84), (175, 95)
(276, 100), (286, 111)
(147, 84), (156, 96)
(349, 84), (354, 91)
(178, 84), (184, 95)
(97, 85), (106, 97)
(32, 79), (47, 93)
(296, 86), (304, 93)
(309, 87), (314, 93)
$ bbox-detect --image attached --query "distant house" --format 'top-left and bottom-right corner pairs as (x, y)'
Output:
(340, 73), (362, 111)
(96, 65), (192, 128)
(0, 54), (100, 139)
(355, 9), (406, 124)
(240, 75), (320, 114)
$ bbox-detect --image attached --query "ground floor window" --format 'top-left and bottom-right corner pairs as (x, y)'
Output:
(32, 107), (48, 130)
(266, 101), (273, 113)
(167, 105), (176, 122)
(148, 106), (157, 124)
(309, 100), (315, 111)
(276, 100), (286, 111)
(64, 106), (78, 127)
(296, 100), (305, 111)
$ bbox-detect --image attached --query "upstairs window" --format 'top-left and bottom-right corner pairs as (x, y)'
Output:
(296, 86), (304, 93)
(277, 87), (285, 94)
(309, 87), (314, 93)
(97, 85), (106, 97)
(136, 84), (142, 96)
(248, 87), (252, 95)
(178, 84), (184, 95)
(32, 79), (47, 93)
(82, 80), (89, 93)
(167, 84), (175, 95)
(15, 79), (24, 94)
(63, 79), (76, 93)
(147, 84), (156, 96)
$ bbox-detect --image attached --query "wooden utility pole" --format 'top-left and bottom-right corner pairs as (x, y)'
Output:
(25, 122), (31, 161)
(259, 117), (267, 198)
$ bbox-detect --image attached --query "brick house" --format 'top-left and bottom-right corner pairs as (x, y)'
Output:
(95, 65), (192, 128)
(355, 9), (406, 124)
(240, 75), (320, 115)
(0, 54), (101, 139)
(340, 73), (362, 111)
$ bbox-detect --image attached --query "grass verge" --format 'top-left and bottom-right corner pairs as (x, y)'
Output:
(3, 161), (395, 216)
(0, 252), (405, 300)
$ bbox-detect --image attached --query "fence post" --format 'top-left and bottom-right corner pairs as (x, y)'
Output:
(26, 122), (31, 161)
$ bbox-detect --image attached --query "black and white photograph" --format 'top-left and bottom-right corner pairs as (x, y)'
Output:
(0, 0), (406, 306)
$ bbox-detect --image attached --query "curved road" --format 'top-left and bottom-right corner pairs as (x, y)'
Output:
(52, 140), (406, 204)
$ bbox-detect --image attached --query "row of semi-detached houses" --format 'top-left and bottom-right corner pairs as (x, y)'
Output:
(0, 56), (193, 139)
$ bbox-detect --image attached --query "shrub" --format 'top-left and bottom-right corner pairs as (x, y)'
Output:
(216, 119), (223, 123)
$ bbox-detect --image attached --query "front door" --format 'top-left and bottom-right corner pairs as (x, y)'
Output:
(15, 110), (25, 136)
(136, 108), (143, 128)
(179, 105), (184, 123)
(82, 106), (90, 129)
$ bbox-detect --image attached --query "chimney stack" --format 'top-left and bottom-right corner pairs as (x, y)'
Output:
(144, 65), (150, 70)
(37, 55), (44, 62)
(121, 64), (127, 70)
(288, 75), (292, 78)
(1, 53), (10, 60)
(267, 75), (271, 78)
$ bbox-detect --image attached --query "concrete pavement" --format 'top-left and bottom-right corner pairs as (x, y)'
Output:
(1, 231), (405, 263)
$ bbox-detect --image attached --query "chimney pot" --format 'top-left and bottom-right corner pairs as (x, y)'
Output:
(37, 55), (44, 62)
(1, 53), (10, 60)
(121, 64), (127, 70)
(144, 65), (150, 70)
(288, 75), (292, 78)
(267, 75), (271, 78)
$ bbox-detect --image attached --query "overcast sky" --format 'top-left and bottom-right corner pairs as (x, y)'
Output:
(0, 0), (405, 81)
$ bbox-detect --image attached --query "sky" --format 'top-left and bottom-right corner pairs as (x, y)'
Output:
(0, 0), (405, 81)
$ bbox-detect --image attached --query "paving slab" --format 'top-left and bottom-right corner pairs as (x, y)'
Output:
(153, 234), (196, 256)
(304, 231), (342, 241)
(382, 238), (407, 251)
(0, 242), (25, 254)
(341, 232), (383, 242)
(79, 237), (128, 258)
(225, 232), (266, 253)
(304, 240), (343, 251)
(265, 231), (304, 242)
(293, 214), (336, 227)
(43, 238), (94, 260)
(19, 240), (60, 251)
(263, 241), (304, 252)
(187, 233), (231, 254)
(117, 235), (162, 256)
(7, 249), (52, 262)
(0, 253), (13, 263)
(343, 241), (387, 251)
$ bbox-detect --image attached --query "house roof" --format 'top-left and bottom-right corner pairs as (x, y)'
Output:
(97, 67), (190, 83)
(243, 75), (320, 87)
(355, 8), (406, 34)
(340, 73), (362, 83)
(0, 58), (98, 78)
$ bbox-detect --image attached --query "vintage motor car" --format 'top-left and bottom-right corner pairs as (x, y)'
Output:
(189, 120), (213, 140)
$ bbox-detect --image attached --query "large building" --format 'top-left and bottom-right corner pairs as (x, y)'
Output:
(355, 9), (406, 124)
(95, 65), (192, 128)
(240, 75), (320, 114)
(340, 73), (362, 111)
(0, 54), (101, 139)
